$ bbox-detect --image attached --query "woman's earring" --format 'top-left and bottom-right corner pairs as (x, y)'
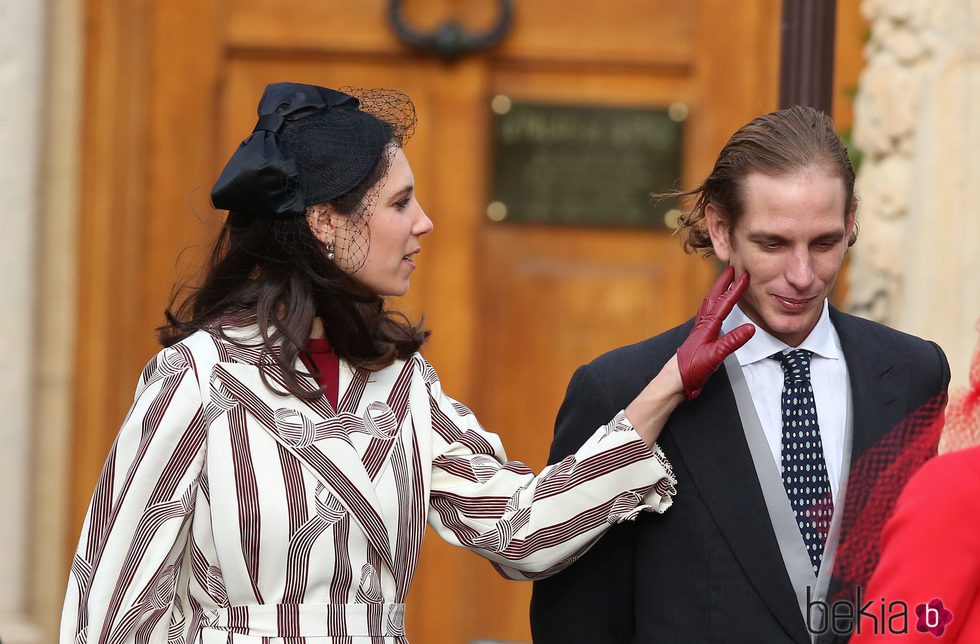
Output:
(326, 242), (335, 261)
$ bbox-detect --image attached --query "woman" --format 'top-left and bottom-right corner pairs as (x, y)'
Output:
(849, 330), (980, 642)
(61, 82), (753, 643)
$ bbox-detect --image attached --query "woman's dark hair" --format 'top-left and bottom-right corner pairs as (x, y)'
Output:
(159, 142), (428, 399)
(672, 105), (858, 257)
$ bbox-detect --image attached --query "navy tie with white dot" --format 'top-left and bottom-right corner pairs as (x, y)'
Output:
(770, 349), (834, 575)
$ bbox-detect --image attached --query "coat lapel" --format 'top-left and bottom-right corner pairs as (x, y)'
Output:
(357, 360), (416, 481)
(824, 308), (910, 613)
(830, 309), (907, 464)
(211, 361), (399, 576)
(664, 365), (812, 643)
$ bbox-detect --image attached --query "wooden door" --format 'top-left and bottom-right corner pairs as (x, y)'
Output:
(72, 1), (862, 641)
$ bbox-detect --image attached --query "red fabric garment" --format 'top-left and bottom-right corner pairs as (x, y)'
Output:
(850, 445), (980, 642)
(300, 337), (339, 409)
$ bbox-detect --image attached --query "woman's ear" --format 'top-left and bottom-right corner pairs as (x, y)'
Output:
(306, 204), (337, 247)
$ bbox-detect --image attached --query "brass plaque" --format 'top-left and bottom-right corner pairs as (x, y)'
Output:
(490, 101), (683, 228)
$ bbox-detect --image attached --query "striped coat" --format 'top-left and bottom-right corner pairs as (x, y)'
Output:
(62, 328), (676, 643)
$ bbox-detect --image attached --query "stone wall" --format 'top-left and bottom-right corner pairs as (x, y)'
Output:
(0, 0), (81, 641)
(0, 0), (47, 640)
(850, 0), (980, 399)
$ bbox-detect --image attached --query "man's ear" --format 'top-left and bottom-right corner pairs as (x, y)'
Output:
(306, 204), (338, 247)
(844, 202), (858, 248)
(704, 203), (732, 262)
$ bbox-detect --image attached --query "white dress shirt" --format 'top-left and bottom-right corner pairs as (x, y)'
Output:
(721, 300), (848, 502)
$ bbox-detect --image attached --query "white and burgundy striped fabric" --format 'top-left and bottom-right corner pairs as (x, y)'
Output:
(62, 328), (676, 643)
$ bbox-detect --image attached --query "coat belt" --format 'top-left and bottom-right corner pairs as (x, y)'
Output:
(203, 602), (406, 639)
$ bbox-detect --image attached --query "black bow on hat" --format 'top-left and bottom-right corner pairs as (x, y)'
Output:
(211, 82), (367, 217)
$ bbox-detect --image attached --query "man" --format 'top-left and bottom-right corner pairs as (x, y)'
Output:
(531, 106), (950, 643)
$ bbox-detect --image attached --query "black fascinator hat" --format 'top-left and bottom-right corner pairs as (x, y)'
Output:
(212, 82), (417, 217)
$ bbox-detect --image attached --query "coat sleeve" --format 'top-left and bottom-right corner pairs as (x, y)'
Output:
(419, 356), (676, 579)
(61, 344), (208, 644)
(532, 362), (645, 643)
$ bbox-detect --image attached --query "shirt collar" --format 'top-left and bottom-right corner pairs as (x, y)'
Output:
(720, 299), (843, 366)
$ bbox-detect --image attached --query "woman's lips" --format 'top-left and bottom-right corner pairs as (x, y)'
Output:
(402, 249), (420, 269)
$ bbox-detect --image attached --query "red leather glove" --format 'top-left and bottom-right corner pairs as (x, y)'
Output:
(677, 266), (755, 400)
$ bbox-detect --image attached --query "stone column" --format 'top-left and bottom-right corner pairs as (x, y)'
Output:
(30, 0), (83, 639)
(0, 0), (47, 642)
(850, 0), (980, 396)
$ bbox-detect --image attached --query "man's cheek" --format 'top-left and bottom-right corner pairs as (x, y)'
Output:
(742, 285), (767, 312)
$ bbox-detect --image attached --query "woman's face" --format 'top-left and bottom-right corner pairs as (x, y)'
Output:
(317, 147), (433, 297)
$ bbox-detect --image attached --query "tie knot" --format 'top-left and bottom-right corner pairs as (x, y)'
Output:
(770, 349), (813, 383)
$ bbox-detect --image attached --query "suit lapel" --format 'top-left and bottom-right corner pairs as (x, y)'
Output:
(665, 367), (812, 644)
(830, 309), (907, 463)
(825, 309), (908, 612)
(212, 361), (399, 576)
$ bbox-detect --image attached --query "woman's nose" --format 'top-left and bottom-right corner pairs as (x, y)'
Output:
(414, 205), (433, 235)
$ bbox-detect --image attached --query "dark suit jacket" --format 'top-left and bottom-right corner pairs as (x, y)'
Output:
(531, 308), (950, 643)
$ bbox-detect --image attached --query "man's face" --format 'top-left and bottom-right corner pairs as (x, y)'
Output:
(706, 168), (855, 347)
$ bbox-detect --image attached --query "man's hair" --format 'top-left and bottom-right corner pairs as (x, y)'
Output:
(674, 105), (858, 257)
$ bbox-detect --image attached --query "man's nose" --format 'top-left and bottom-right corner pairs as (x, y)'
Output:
(785, 249), (815, 289)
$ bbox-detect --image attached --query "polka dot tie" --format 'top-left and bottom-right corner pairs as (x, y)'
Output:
(770, 349), (834, 575)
